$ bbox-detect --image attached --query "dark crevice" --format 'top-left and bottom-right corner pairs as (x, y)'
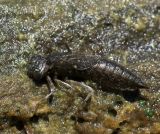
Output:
(0, 114), (49, 133)
(9, 117), (24, 130)
(30, 115), (39, 123)
(112, 128), (120, 134)
(108, 107), (117, 117)
(76, 117), (86, 123)
(119, 120), (128, 126)
(70, 115), (86, 123)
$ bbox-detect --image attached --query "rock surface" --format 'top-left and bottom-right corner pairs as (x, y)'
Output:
(0, 0), (160, 133)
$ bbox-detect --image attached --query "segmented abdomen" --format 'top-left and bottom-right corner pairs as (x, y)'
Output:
(89, 59), (147, 91)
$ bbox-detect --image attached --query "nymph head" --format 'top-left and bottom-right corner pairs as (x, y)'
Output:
(27, 55), (49, 81)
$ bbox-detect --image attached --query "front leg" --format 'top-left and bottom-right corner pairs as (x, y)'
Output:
(45, 75), (56, 99)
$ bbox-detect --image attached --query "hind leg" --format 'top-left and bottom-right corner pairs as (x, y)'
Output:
(81, 82), (94, 102)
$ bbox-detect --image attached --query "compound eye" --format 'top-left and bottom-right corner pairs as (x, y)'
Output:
(27, 55), (48, 81)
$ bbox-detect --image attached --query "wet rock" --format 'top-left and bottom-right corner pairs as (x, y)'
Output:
(0, 0), (160, 133)
(0, 74), (52, 132)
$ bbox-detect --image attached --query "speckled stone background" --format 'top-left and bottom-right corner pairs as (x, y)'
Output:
(0, 0), (159, 133)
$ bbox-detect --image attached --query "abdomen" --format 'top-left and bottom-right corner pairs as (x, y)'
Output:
(89, 59), (147, 91)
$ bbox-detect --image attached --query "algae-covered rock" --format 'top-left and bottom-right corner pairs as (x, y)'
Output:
(1, 74), (159, 133)
(0, 0), (160, 133)
(0, 74), (52, 132)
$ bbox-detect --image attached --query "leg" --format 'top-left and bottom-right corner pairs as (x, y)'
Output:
(54, 79), (94, 101)
(45, 75), (56, 99)
(54, 79), (74, 97)
(81, 82), (94, 102)
(55, 79), (73, 90)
